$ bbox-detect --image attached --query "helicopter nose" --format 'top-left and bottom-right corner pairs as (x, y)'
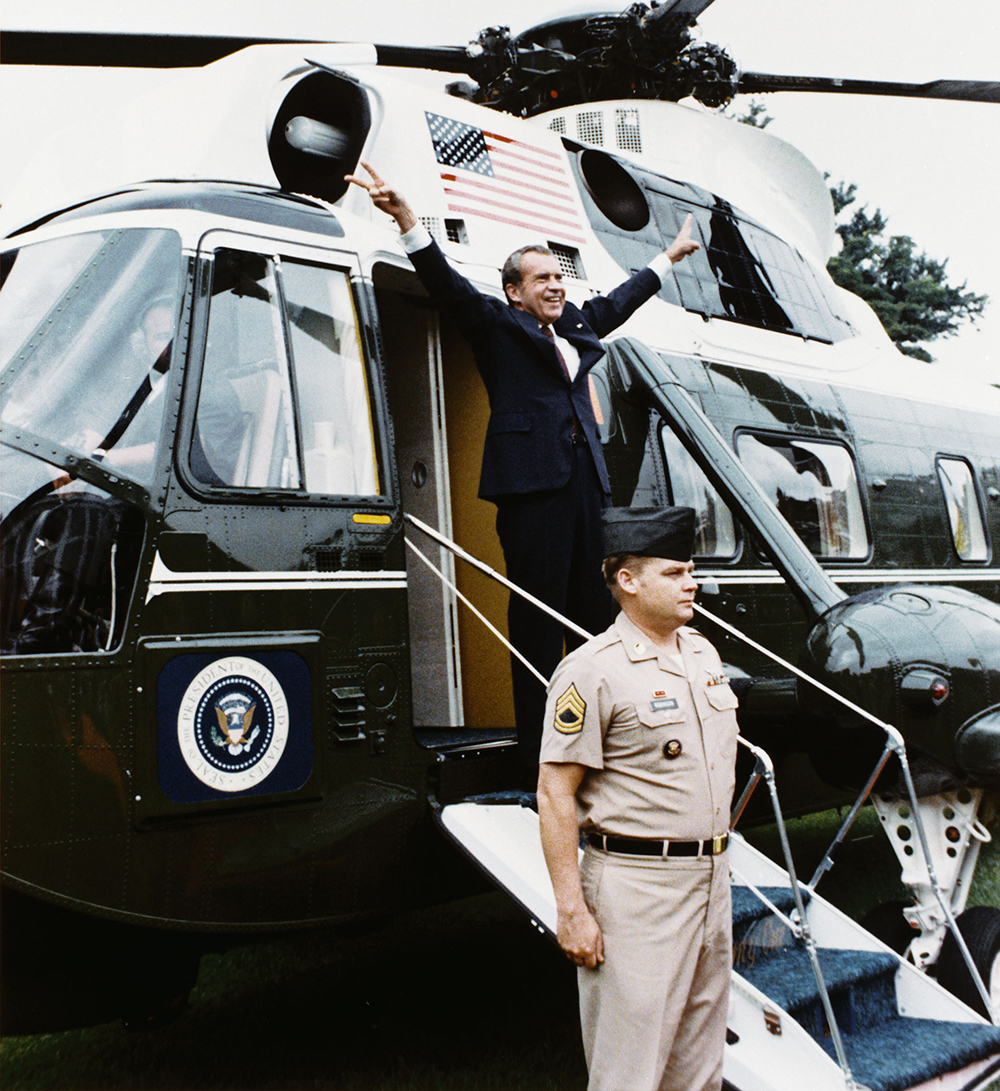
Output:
(955, 705), (1000, 788)
(800, 584), (1000, 789)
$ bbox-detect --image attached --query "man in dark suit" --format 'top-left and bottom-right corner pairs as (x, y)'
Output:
(347, 162), (699, 777)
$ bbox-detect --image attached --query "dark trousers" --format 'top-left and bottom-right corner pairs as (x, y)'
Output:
(495, 441), (614, 774)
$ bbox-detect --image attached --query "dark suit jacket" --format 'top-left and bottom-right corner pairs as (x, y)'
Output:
(408, 240), (661, 503)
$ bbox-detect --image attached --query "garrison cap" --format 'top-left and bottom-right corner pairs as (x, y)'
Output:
(601, 506), (696, 562)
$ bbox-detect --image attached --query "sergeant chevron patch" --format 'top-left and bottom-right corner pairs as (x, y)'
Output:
(554, 683), (586, 734)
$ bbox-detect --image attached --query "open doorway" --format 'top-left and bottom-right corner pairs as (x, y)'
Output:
(374, 268), (515, 730)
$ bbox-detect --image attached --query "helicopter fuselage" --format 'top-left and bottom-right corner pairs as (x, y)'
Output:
(1, 48), (997, 1032)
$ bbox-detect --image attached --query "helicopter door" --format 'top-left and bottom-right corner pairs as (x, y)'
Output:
(136, 230), (401, 826)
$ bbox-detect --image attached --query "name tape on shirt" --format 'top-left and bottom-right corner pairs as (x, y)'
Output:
(650, 696), (680, 712)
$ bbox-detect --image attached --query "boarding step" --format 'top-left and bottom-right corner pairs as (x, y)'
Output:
(737, 945), (899, 1038)
(417, 730), (519, 803)
(732, 885), (804, 936)
(732, 883), (1000, 1091)
(817, 1014), (1000, 1091)
(414, 727), (516, 755)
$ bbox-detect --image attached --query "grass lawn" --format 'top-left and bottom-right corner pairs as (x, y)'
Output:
(2, 804), (997, 1090)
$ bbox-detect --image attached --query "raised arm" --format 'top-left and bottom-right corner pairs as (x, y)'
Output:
(347, 161), (507, 348)
(537, 761), (604, 969)
(345, 160), (418, 234)
(665, 213), (700, 265)
(582, 212), (702, 335)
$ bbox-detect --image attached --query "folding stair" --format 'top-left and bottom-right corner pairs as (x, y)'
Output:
(732, 884), (1000, 1091)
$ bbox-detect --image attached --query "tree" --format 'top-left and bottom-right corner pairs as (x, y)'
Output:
(725, 102), (989, 362)
(733, 99), (774, 130)
(826, 181), (988, 362)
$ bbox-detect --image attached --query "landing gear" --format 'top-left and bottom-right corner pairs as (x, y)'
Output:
(871, 786), (992, 970)
(936, 906), (1000, 1020)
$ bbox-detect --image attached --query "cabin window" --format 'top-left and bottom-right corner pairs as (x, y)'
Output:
(659, 425), (738, 559)
(936, 457), (988, 561)
(0, 229), (184, 485)
(735, 433), (868, 559)
(192, 249), (380, 496)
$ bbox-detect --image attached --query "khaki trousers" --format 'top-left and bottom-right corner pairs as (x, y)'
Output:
(578, 846), (731, 1091)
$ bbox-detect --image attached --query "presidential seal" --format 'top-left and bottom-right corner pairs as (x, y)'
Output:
(176, 656), (289, 793)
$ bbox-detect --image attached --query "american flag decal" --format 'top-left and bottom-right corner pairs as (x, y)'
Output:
(425, 112), (586, 244)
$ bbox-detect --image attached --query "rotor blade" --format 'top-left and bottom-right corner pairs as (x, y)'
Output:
(643, 0), (719, 29)
(738, 71), (1000, 104)
(1, 31), (313, 66)
(0, 30), (476, 73)
(372, 43), (476, 74)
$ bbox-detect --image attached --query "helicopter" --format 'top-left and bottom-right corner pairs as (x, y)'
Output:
(2, 3), (1000, 1086)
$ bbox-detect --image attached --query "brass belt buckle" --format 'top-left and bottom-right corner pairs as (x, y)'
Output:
(712, 834), (726, 855)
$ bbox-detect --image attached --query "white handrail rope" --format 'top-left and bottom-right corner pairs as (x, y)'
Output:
(694, 600), (994, 1020)
(404, 513), (593, 642)
(404, 536), (548, 687)
(693, 602), (902, 742)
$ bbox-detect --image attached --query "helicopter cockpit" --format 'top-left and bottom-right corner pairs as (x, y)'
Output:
(0, 182), (399, 658)
(0, 228), (183, 655)
(1, 228), (183, 488)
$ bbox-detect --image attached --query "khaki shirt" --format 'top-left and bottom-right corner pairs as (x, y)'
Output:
(540, 613), (739, 840)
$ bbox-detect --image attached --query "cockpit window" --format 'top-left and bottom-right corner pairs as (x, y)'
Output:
(651, 194), (850, 343)
(191, 248), (380, 496)
(1, 230), (184, 485)
(736, 433), (869, 559)
(936, 456), (989, 561)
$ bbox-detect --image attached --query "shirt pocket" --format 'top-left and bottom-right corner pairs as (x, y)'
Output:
(636, 702), (686, 730)
(633, 702), (691, 764)
(706, 684), (739, 712)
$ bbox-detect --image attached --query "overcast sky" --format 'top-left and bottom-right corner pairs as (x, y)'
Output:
(3, 0), (997, 382)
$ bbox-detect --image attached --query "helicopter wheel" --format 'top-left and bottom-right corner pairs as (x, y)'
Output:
(935, 905), (1000, 1020)
(860, 900), (915, 955)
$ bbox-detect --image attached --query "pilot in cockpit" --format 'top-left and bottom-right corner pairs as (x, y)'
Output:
(78, 297), (176, 472)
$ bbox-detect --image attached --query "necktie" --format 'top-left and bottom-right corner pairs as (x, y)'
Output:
(541, 326), (581, 435)
(541, 324), (573, 383)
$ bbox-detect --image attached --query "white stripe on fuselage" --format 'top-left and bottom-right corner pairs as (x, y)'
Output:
(695, 568), (1000, 587)
(145, 552), (406, 602)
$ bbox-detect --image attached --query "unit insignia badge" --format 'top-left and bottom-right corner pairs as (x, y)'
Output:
(554, 683), (586, 734)
(664, 739), (683, 760)
(177, 656), (289, 792)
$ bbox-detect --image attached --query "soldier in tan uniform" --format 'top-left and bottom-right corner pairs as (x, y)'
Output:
(538, 506), (739, 1091)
